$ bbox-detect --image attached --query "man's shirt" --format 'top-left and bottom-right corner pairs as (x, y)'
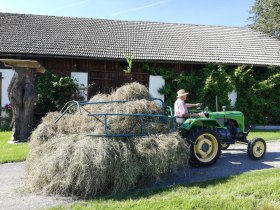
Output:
(174, 98), (188, 117)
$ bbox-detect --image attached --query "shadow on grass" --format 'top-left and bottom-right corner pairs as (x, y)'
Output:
(92, 143), (280, 201)
(100, 176), (231, 202)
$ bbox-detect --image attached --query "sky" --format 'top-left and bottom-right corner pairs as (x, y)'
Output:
(0, 0), (256, 27)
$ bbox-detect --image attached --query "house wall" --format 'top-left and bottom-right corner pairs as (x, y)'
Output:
(0, 69), (14, 108)
(0, 56), (203, 99)
(149, 75), (165, 105)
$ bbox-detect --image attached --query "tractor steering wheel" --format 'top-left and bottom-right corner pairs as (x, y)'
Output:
(196, 103), (204, 110)
(197, 103), (209, 113)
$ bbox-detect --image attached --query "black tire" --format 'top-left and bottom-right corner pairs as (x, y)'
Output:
(188, 127), (221, 167)
(221, 143), (230, 150)
(247, 138), (266, 160)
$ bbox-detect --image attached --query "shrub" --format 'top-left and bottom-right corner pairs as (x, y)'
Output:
(0, 104), (12, 131)
(35, 71), (84, 115)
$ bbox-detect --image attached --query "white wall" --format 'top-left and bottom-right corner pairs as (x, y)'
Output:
(0, 69), (14, 107)
(149, 75), (165, 106)
(228, 89), (237, 106)
(71, 72), (88, 101)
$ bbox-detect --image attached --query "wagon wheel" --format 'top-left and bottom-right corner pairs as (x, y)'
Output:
(221, 143), (230, 150)
(189, 127), (221, 167)
(247, 138), (266, 160)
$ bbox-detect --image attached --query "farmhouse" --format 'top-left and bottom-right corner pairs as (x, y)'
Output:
(1, 12), (280, 106)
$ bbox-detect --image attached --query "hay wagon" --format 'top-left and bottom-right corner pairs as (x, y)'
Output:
(55, 99), (266, 167)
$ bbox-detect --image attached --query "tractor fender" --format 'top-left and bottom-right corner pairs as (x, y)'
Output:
(179, 118), (222, 131)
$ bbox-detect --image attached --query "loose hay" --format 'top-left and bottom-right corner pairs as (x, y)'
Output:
(110, 82), (151, 101)
(25, 82), (190, 198)
(26, 133), (189, 198)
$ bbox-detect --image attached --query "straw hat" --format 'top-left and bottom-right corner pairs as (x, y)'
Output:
(177, 89), (189, 97)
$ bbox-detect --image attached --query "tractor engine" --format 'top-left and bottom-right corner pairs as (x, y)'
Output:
(217, 128), (232, 142)
(217, 120), (240, 143)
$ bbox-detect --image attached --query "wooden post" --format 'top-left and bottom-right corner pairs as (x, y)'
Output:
(0, 59), (45, 142)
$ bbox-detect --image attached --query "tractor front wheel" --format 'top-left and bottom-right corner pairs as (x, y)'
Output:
(247, 138), (266, 160)
(189, 128), (221, 167)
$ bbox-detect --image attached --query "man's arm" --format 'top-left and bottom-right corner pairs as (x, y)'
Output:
(186, 103), (201, 108)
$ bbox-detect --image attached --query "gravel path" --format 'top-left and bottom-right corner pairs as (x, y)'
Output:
(0, 140), (280, 210)
(0, 162), (72, 210)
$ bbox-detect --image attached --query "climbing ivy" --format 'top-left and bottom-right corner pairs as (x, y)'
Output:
(141, 63), (280, 125)
(199, 64), (234, 111)
(234, 65), (280, 125)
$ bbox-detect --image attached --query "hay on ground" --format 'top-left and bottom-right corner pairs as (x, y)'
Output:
(25, 133), (189, 198)
(25, 82), (190, 198)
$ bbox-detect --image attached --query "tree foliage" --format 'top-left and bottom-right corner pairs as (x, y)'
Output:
(249, 0), (280, 38)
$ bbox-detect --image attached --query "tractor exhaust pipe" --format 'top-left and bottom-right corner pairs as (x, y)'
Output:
(215, 96), (218, 111)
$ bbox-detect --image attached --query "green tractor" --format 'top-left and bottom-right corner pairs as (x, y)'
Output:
(177, 106), (267, 167)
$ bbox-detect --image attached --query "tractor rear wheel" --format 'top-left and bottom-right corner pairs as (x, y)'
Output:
(247, 138), (266, 160)
(189, 127), (221, 167)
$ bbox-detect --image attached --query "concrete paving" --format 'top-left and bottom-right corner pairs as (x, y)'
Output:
(144, 140), (280, 189)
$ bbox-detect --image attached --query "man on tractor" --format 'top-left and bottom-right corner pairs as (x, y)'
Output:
(174, 89), (204, 125)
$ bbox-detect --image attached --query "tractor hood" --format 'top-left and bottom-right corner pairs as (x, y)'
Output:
(179, 111), (245, 132)
(208, 111), (245, 132)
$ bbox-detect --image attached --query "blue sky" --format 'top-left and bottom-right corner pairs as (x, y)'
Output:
(0, 0), (255, 27)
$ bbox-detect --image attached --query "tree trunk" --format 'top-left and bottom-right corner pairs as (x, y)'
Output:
(8, 67), (36, 141)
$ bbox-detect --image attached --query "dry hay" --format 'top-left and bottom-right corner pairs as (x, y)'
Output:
(25, 82), (190, 198)
(110, 82), (151, 101)
(25, 133), (189, 198)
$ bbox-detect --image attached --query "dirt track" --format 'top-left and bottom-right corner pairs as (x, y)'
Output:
(0, 140), (280, 210)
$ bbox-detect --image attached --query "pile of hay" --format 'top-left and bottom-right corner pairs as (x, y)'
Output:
(25, 82), (190, 198)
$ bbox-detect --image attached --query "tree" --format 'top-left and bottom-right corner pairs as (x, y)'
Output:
(8, 67), (37, 141)
(249, 0), (280, 39)
(0, 59), (45, 142)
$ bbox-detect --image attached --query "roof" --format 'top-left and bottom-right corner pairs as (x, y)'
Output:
(0, 59), (46, 73)
(0, 12), (280, 66)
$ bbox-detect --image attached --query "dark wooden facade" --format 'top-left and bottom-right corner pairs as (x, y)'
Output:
(0, 55), (205, 98)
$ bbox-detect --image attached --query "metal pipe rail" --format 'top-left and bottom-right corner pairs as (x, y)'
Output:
(87, 113), (172, 137)
(54, 99), (176, 137)
(54, 100), (127, 123)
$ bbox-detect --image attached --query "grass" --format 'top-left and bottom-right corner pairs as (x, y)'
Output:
(0, 131), (28, 163)
(248, 130), (280, 141)
(50, 168), (280, 210)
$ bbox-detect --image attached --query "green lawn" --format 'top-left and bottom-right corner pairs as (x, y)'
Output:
(248, 130), (280, 141)
(0, 131), (28, 163)
(51, 168), (280, 210)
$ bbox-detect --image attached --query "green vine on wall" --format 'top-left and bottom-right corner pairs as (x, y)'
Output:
(200, 64), (234, 110)
(123, 54), (134, 74)
(141, 63), (280, 125)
